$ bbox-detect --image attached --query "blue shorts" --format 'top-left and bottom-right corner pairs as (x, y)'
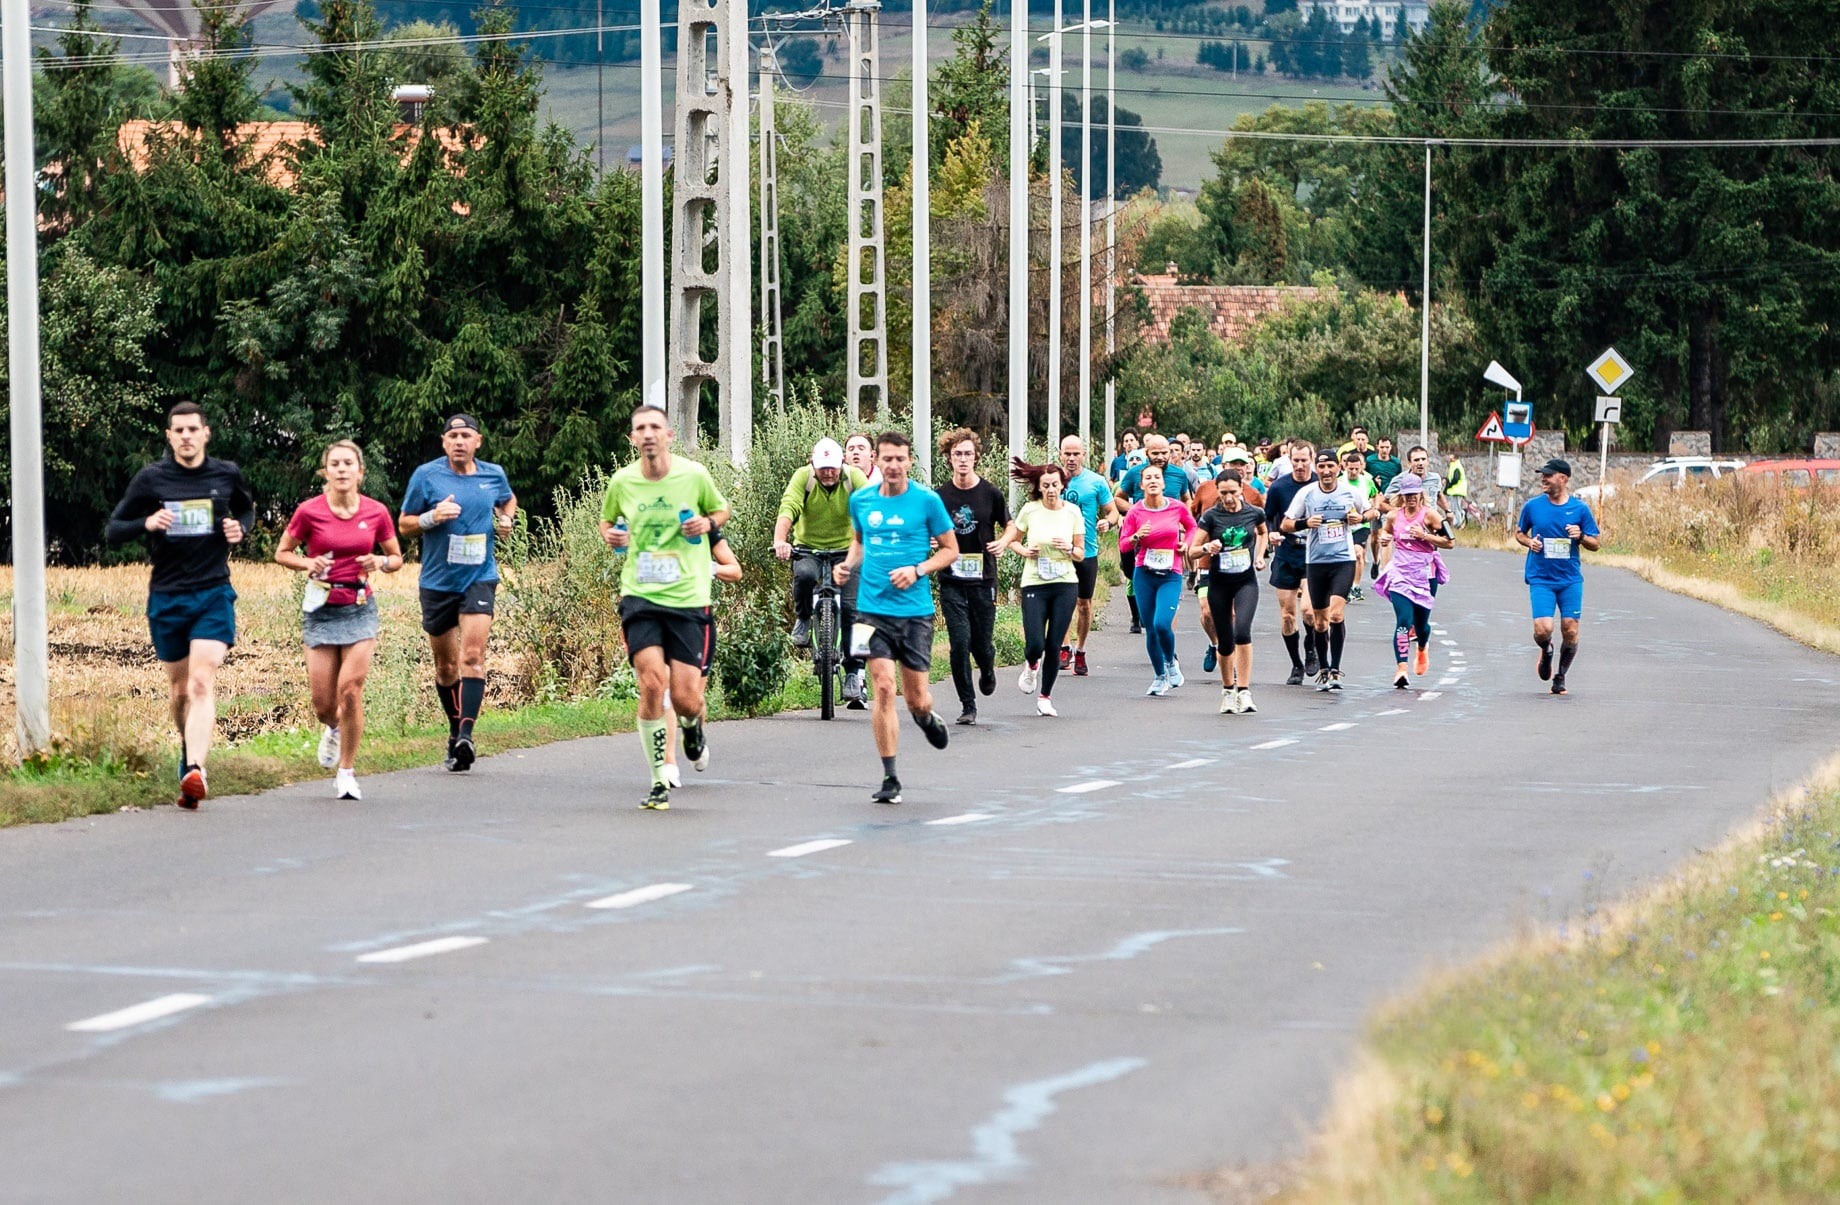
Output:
(147, 584), (238, 663)
(1528, 580), (1583, 621)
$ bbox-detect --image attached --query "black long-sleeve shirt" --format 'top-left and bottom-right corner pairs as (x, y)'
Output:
(106, 455), (256, 594)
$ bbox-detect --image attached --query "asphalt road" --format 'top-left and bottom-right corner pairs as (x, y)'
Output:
(3, 549), (1836, 1204)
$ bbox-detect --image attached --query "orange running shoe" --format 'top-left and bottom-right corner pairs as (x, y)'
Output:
(1414, 647), (1429, 676)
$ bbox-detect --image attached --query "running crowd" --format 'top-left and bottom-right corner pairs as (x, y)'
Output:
(106, 405), (1596, 810)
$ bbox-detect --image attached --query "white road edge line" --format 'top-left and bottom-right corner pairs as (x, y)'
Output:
(1420, 691), (1444, 700)
(355, 936), (489, 964)
(1317, 722), (1357, 732)
(586, 883), (695, 910)
(66, 992), (213, 1033)
(927, 813), (993, 826)
(1056, 780), (1120, 795)
(767, 838), (853, 859)
(1166, 758), (1216, 771)
(1251, 739), (1297, 750)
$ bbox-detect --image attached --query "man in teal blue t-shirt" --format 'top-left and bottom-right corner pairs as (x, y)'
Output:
(840, 431), (959, 805)
(1058, 434), (1118, 675)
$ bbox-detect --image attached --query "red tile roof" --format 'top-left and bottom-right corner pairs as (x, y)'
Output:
(1130, 273), (1322, 345)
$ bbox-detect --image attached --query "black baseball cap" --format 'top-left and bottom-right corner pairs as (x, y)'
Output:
(1315, 450), (1338, 465)
(1539, 457), (1572, 477)
(444, 413), (481, 433)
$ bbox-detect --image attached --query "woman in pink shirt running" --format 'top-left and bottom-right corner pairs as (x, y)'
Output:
(1118, 463), (1196, 696)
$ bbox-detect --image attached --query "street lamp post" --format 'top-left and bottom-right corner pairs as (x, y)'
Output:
(912, 0), (931, 479)
(1103, 0), (1115, 464)
(1008, 0), (1029, 499)
(1077, 17), (1111, 459)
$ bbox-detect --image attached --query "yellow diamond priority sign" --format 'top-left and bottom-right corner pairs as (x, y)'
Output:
(1586, 346), (1634, 395)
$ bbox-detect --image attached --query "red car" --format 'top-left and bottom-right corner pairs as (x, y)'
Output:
(1737, 459), (1840, 489)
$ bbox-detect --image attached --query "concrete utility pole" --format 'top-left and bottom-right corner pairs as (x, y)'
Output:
(1102, 0), (1116, 460)
(4, 0), (51, 754)
(1046, 3), (1063, 444)
(1419, 141), (1433, 451)
(759, 42), (786, 412)
(911, 0), (932, 480)
(1077, 9), (1093, 456)
(1008, 0), (1029, 495)
(845, 0), (889, 425)
(641, 0), (666, 413)
(723, 2), (752, 462)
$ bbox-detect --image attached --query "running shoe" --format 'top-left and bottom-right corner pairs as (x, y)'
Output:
(1146, 675), (1169, 697)
(317, 725), (340, 770)
(978, 665), (996, 696)
(1536, 643), (1553, 681)
(335, 769), (362, 801)
(1416, 647), (1430, 676)
(872, 776), (903, 804)
(790, 618), (811, 648)
(1059, 646), (1072, 671)
(1019, 663), (1039, 693)
(1202, 644), (1218, 673)
(1168, 658), (1184, 688)
(1285, 665), (1304, 686)
(1350, 585), (1365, 603)
(682, 719), (709, 771)
(178, 764), (207, 810)
(1393, 669), (1410, 690)
(1329, 669), (1344, 691)
(1551, 674), (1568, 696)
(843, 670), (867, 708)
(1218, 688), (1235, 714)
(1239, 689), (1257, 714)
(1315, 670), (1332, 692)
(1129, 621), (1142, 634)
(955, 708), (978, 726)
(1074, 650), (1089, 676)
(1370, 560), (1379, 580)
(443, 736), (458, 771)
(1036, 696), (1058, 717)
(449, 735), (476, 772)
(917, 710), (950, 750)
(1304, 649), (1320, 677)
(642, 782), (671, 810)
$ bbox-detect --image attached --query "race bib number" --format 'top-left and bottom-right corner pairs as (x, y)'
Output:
(951, 552), (984, 580)
(447, 532), (487, 566)
(634, 550), (681, 584)
(1144, 547), (1175, 572)
(849, 622), (875, 658)
(164, 499), (213, 538)
(1542, 537), (1573, 560)
(1320, 521), (1347, 545)
(1218, 547), (1252, 574)
(1037, 555), (1068, 581)
(302, 579), (330, 614)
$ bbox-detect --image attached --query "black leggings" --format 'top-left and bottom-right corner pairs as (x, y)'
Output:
(1205, 572), (1260, 649)
(1388, 591), (1433, 663)
(1021, 583), (1078, 696)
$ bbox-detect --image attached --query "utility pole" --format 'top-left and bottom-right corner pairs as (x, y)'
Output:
(1102, 0), (1115, 463)
(1008, 0), (1029, 499)
(641, 0), (665, 413)
(1078, 8), (1093, 456)
(1419, 141), (1433, 451)
(596, 0), (605, 172)
(759, 42), (786, 412)
(4, 0), (50, 754)
(724, 2), (752, 462)
(845, 0), (888, 425)
(911, 0), (932, 479)
(1046, 1), (1063, 444)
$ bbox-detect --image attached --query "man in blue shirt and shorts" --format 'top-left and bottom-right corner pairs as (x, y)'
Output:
(1515, 458), (1601, 696)
(400, 414), (518, 770)
(1057, 434), (1118, 676)
(838, 431), (959, 804)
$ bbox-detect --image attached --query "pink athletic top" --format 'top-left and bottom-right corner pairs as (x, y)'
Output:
(285, 494), (397, 604)
(1119, 500), (1196, 571)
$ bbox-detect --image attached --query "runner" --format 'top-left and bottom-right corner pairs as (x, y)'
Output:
(1366, 437), (1401, 492)
(1340, 447), (1378, 600)
(995, 460), (1084, 716)
(105, 402), (256, 809)
(659, 523), (744, 788)
(1372, 473), (1453, 689)
(934, 428), (1008, 725)
(838, 431), (957, 803)
(1337, 425), (1372, 459)
(1187, 468), (1268, 714)
(600, 405), (731, 809)
(274, 440), (404, 800)
(1514, 458), (1600, 696)
(1262, 439), (1319, 685)
(1116, 434), (1195, 654)
(773, 438), (870, 704)
(1118, 462), (1196, 696)
(1376, 445), (1447, 576)
(400, 414), (517, 773)
(1056, 435), (1118, 676)
(1108, 429), (1143, 483)
(1281, 450), (1377, 690)
(843, 431), (884, 488)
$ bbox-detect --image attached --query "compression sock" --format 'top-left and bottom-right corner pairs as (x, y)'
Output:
(1313, 627), (1330, 668)
(639, 716), (669, 785)
(1559, 640), (1578, 674)
(1329, 621), (1346, 669)
(1282, 629), (1302, 668)
(881, 755), (898, 779)
(457, 676), (485, 739)
(437, 680), (461, 739)
(1126, 592), (1141, 628)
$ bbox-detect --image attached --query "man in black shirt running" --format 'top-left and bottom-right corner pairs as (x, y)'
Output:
(106, 402), (256, 809)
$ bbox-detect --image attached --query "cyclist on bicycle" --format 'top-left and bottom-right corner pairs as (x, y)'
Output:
(774, 437), (871, 704)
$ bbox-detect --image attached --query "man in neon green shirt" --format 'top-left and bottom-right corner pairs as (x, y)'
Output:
(601, 406), (731, 810)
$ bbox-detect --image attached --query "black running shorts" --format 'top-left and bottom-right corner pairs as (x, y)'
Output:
(420, 581), (497, 635)
(621, 596), (714, 671)
(1269, 549), (1307, 591)
(854, 611), (934, 673)
(1074, 554), (1099, 601)
(1305, 561), (1358, 610)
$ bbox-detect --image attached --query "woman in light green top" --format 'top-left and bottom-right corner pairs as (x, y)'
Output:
(994, 460), (1085, 716)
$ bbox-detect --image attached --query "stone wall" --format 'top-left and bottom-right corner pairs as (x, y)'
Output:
(1815, 432), (1840, 458)
(1668, 430), (1712, 456)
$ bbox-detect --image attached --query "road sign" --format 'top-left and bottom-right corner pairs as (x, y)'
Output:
(1503, 401), (1534, 442)
(1476, 411), (1512, 443)
(1594, 395), (1622, 424)
(1586, 347), (1634, 395)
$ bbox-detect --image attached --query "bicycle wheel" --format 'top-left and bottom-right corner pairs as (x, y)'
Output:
(815, 592), (837, 720)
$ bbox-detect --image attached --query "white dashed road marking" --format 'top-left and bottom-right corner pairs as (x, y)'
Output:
(1420, 691), (1444, 700)
(926, 813), (992, 826)
(1374, 708), (1409, 717)
(1166, 758), (1216, 771)
(1438, 677), (1460, 686)
(1057, 780), (1120, 795)
(1318, 722), (1357, 732)
(767, 839), (853, 859)
(1251, 739), (1297, 751)
(66, 993), (212, 1033)
(356, 936), (489, 964)
(586, 883), (695, 910)
(1440, 639), (1457, 646)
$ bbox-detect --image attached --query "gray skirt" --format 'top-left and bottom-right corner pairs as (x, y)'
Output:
(302, 596), (381, 647)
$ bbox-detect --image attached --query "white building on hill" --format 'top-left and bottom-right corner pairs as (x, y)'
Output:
(1308, 0), (1431, 41)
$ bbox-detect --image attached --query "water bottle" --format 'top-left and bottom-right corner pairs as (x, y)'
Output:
(679, 507), (701, 544)
(611, 517), (627, 554)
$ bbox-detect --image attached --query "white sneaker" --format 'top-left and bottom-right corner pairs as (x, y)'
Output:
(662, 763), (683, 789)
(1019, 663), (1039, 693)
(1035, 696), (1058, 717)
(1146, 675), (1169, 697)
(317, 726), (340, 770)
(1167, 658), (1184, 688)
(1218, 688), (1235, 714)
(334, 769), (362, 800)
(1239, 689), (1257, 714)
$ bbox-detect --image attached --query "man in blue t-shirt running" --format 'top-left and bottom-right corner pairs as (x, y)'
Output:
(1514, 458), (1601, 696)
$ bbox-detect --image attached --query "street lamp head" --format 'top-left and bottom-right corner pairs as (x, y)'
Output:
(1482, 360), (1522, 395)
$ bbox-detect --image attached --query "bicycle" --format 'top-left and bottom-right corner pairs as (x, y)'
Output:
(795, 547), (851, 720)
